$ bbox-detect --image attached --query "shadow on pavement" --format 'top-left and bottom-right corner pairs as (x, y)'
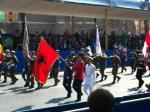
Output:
(0, 83), (10, 87)
(6, 87), (26, 93)
(46, 97), (66, 104)
(16, 89), (35, 94)
(101, 82), (114, 87)
(127, 87), (138, 92)
(12, 105), (33, 112)
(58, 100), (76, 105)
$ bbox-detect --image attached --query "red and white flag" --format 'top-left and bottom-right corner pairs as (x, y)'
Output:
(22, 16), (29, 57)
(96, 25), (102, 55)
(142, 31), (150, 57)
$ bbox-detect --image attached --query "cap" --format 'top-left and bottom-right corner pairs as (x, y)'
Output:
(10, 50), (15, 53)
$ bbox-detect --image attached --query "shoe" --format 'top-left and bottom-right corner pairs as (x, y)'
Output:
(104, 75), (107, 80)
(146, 84), (150, 89)
(117, 77), (121, 82)
(10, 81), (16, 85)
(29, 85), (34, 89)
(14, 78), (18, 84)
(54, 79), (60, 86)
(65, 94), (71, 99)
(96, 73), (100, 78)
(111, 81), (115, 85)
(24, 83), (29, 87)
(75, 99), (81, 102)
(2, 80), (7, 83)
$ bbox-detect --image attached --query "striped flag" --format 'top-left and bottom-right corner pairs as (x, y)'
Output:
(142, 31), (150, 58)
(96, 25), (102, 55)
(22, 16), (29, 57)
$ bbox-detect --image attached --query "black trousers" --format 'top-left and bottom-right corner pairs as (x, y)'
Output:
(136, 69), (144, 88)
(63, 77), (72, 96)
(100, 67), (106, 80)
(73, 79), (82, 100)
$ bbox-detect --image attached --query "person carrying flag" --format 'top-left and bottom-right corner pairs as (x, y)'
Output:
(72, 52), (85, 102)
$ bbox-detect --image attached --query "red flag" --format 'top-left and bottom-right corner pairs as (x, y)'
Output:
(142, 31), (150, 57)
(33, 39), (59, 84)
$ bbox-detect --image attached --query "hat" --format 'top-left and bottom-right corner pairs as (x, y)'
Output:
(6, 49), (10, 52)
(11, 50), (15, 53)
(87, 56), (93, 61)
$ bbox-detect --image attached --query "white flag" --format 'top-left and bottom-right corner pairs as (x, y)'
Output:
(22, 16), (29, 57)
(96, 25), (102, 55)
(85, 46), (93, 56)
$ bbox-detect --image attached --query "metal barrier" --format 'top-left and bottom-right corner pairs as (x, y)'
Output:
(24, 92), (150, 112)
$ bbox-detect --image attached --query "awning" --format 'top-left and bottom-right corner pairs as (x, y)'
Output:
(0, 0), (149, 20)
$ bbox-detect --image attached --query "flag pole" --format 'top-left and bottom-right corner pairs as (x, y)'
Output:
(58, 54), (71, 68)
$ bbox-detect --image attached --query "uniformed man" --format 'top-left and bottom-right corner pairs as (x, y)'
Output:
(22, 55), (30, 87)
(63, 55), (73, 98)
(109, 50), (121, 84)
(1, 49), (11, 83)
(136, 53), (146, 89)
(28, 51), (36, 89)
(98, 50), (107, 81)
(130, 50), (137, 74)
(50, 59), (60, 86)
(9, 50), (18, 85)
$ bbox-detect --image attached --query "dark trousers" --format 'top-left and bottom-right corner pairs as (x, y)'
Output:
(22, 70), (30, 86)
(10, 66), (17, 83)
(63, 77), (72, 96)
(73, 79), (82, 100)
(112, 67), (120, 83)
(121, 62), (127, 73)
(136, 69), (144, 88)
(130, 60), (136, 74)
(100, 67), (106, 80)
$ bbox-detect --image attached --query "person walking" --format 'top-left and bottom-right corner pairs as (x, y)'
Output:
(72, 52), (84, 102)
(136, 53), (146, 89)
(130, 50), (137, 74)
(83, 56), (96, 96)
(98, 50), (107, 81)
(63, 56), (73, 98)
(109, 50), (121, 84)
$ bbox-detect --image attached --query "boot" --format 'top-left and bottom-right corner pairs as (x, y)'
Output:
(76, 94), (81, 102)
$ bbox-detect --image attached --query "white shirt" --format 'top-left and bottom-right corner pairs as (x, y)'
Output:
(84, 63), (96, 85)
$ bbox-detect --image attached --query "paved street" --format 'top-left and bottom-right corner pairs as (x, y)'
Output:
(0, 67), (150, 112)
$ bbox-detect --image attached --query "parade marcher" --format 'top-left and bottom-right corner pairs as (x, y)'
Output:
(9, 50), (18, 85)
(136, 53), (146, 89)
(22, 56), (30, 87)
(98, 50), (107, 81)
(63, 56), (73, 98)
(28, 51), (36, 89)
(50, 59), (60, 86)
(130, 50), (137, 74)
(147, 52), (150, 76)
(72, 52), (85, 102)
(120, 48), (127, 73)
(1, 49), (11, 83)
(83, 56), (96, 96)
(109, 50), (121, 84)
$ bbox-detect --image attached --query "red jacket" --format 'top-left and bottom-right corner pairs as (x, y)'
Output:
(73, 60), (84, 80)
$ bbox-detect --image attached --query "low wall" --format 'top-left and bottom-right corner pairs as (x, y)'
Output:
(15, 50), (131, 73)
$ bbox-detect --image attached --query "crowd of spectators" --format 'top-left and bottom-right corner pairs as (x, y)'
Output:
(0, 28), (146, 52)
